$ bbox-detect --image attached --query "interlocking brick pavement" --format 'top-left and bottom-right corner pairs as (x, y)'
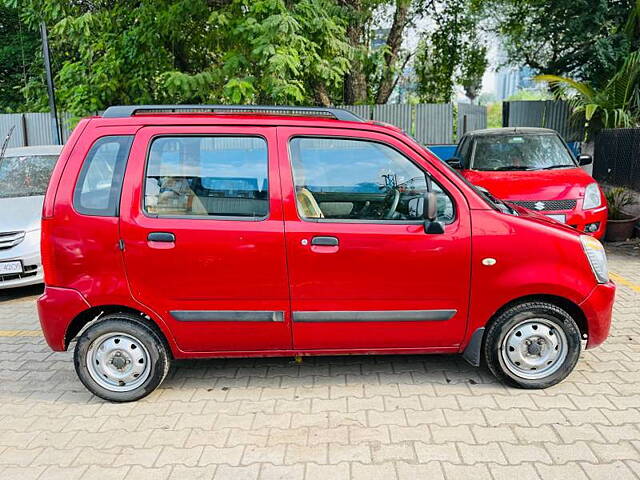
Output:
(0, 244), (639, 479)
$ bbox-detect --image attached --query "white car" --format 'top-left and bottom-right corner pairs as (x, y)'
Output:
(0, 145), (62, 289)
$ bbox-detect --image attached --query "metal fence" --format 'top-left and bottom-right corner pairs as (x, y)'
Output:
(340, 103), (481, 144)
(594, 128), (640, 191)
(458, 103), (487, 137)
(2, 103), (487, 148)
(0, 112), (75, 148)
(415, 104), (455, 144)
(503, 100), (584, 142)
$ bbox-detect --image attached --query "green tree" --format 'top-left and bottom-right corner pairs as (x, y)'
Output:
(5, 0), (487, 113)
(340, 0), (439, 104)
(10, 0), (353, 114)
(414, 0), (487, 103)
(536, 50), (640, 138)
(458, 44), (487, 103)
(0, 4), (40, 112)
(486, 0), (636, 89)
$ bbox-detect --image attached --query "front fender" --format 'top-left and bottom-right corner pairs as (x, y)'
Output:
(462, 209), (598, 351)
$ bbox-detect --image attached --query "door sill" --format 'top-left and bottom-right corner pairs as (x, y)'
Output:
(173, 345), (460, 359)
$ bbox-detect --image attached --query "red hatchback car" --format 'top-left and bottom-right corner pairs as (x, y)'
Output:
(38, 106), (615, 402)
(448, 128), (608, 239)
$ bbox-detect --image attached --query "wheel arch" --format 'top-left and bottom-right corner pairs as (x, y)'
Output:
(463, 293), (588, 367)
(64, 305), (174, 357)
(489, 294), (587, 338)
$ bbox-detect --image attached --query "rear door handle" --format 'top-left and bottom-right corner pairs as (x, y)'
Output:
(311, 236), (338, 246)
(147, 232), (175, 243)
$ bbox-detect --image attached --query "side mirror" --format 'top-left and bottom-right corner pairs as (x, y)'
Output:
(445, 156), (463, 169)
(578, 154), (592, 166)
(423, 191), (444, 234)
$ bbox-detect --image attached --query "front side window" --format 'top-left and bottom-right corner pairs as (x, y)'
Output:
(74, 136), (133, 216)
(290, 137), (454, 223)
(144, 136), (268, 218)
(457, 136), (472, 166)
(0, 154), (57, 198)
(471, 134), (577, 171)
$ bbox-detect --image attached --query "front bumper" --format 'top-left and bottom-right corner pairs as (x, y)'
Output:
(523, 205), (608, 239)
(580, 281), (616, 349)
(0, 230), (43, 289)
(564, 205), (608, 239)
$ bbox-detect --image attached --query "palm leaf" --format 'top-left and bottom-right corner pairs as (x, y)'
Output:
(534, 74), (595, 99)
(604, 50), (640, 109)
(584, 104), (599, 121)
(535, 51), (640, 133)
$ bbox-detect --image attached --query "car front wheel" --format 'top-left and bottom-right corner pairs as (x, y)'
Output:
(483, 302), (582, 389)
(74, 313), (170, 402)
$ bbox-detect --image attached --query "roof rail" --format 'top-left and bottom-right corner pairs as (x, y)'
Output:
(101, 105), (364, 122)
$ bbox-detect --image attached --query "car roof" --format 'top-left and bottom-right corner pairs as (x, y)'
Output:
(89, 104), (404, 134)
(102, 105), (363, 122)
(463, 127), (559, 137)
(4, 145), (63, 157)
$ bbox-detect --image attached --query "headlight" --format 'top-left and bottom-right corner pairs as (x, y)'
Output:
(580, 235), (608, 283)
(583, 183), (602, 210)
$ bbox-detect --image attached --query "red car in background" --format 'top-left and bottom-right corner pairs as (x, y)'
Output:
(448, 128), (607, 239)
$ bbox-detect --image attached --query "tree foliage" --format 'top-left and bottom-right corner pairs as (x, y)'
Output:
(486, 0), (637, 89)
(0, 4), (40, 112)
(536, 50), (640, 138)
(7, 0), (355, 114)
(6, 0), (448, 113)
(414, 0), (487, 103)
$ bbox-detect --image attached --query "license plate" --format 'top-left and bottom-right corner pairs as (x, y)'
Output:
(545, 214), (566, 223)
(0, 261), (23, 275)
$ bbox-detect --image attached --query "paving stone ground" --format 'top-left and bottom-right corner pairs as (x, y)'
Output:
(0, 243), (639, 480)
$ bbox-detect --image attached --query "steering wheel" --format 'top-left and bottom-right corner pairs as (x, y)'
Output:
(383, 188), (401, 219)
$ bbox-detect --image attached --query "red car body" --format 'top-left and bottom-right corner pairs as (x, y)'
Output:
(453, 128), (608, 239)
(38, 111), (614, 364)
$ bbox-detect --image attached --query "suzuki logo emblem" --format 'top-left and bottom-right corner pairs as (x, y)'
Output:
(534, 201), (545, 211)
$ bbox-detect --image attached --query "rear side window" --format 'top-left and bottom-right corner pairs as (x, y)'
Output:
(73, 136), (133, 216)
(144, 136), (268, 219)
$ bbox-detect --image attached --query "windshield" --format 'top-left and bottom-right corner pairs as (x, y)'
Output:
(0, 155), (58, 198)
(471, 134), (576, 171)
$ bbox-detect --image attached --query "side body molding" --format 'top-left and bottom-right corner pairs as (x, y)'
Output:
(171, 311), (284, 322)
(293, 310), (457, 322)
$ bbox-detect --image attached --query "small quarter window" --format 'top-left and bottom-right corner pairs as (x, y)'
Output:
(73, 136), (133, 216)
(144, 136), (268, 218)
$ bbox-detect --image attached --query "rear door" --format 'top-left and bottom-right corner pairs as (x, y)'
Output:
(278, 127), (472, 351)
(119, 126), (292, 353)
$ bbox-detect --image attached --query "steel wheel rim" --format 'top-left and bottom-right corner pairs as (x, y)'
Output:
(86, 332), (151, 392)
(500, 319), (568, 380)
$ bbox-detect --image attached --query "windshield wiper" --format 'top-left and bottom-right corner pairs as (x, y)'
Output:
(491, 165), (535, 171)
(0, 126), (15, 171)
(475, 186), (517, 215)
(538, 164), (576, 170)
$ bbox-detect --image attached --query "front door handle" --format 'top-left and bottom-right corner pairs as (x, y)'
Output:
(147, 232), (175, 243)
(311, 236), (339, 246)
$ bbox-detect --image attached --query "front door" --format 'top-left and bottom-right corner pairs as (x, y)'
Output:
(278, 127), (472, 351)
(120, 126), (292, 353)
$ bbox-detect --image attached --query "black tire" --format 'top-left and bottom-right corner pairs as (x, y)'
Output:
(74, 313), (171, 402)
(483, 302), (582, 389)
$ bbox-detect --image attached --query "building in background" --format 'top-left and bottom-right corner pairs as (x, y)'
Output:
(495, 65), (536, 100)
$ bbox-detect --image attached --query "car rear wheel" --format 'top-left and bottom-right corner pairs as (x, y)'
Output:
(74, 313), (170, 402)
(483, 302), (582, 389)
